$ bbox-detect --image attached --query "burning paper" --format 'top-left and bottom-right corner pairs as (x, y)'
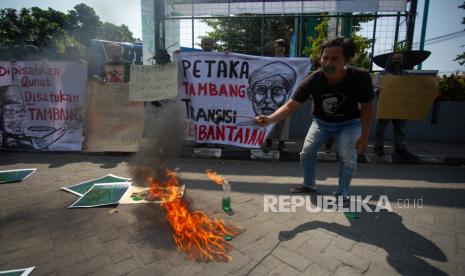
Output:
(119, 185), (185, 204)
(136, 165), (240, 262)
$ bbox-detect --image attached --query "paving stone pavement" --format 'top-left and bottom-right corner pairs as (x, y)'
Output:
(1, 152), (465, 275)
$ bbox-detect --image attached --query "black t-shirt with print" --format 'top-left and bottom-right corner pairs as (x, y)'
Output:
(292, 66), (374, 122)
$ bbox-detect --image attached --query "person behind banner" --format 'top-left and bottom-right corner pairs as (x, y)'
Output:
(263, 39), (293, 152)
(0, 85), (68, 150)
(200, 37), (215, 52)
(255, 37), (374, 206)
(373, 52), (419, 163)
(152, 49), (172, 108)
(99, 42), (131, 83)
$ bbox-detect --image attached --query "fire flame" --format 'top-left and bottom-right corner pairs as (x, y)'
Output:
(206, 169), (225, 186)
(137, 166), (239, 262)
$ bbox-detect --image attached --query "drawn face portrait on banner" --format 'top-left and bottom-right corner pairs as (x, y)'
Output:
(0, 85), (27, 136)
(247, 61), (297, 116)
(0, 84), (70, 150)
(321, 93), (345, 114)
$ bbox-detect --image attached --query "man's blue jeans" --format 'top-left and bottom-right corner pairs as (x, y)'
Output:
(300, 118), (361, 196)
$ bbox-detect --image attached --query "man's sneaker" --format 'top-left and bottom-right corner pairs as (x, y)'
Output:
(333, 194), (350, 207)
(393, 150), (420, 164)
(290, 185), (317, 193)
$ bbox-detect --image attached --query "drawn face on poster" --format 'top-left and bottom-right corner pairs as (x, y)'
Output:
(0, 85), (27, 136)
(0, 85), (69, 150)
(105, 65), (125, 83)
(247, 61), (297, 116)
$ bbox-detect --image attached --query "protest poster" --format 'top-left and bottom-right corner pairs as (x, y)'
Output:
(178, 52), (311, 148)
(0, 267), (35, 276)
(119, 184), (185, 204)
(0, 61), (87, 150)
(129, 64), (178, 101)
(84, 81), (145, 152)
(377, 75), (439, 120)
(68, 182), (131, 208)
(104, 64), (125, 83)
(61, 174), (131, 196)
(0, 168), (36, 184)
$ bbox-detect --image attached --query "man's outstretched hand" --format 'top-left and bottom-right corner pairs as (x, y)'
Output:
(255, 115), (272, 127)
(356, 136), (369, 154)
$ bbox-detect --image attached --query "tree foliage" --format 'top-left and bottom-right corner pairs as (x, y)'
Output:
(438, 74), (465, 101)
(453, 1), (465, 66)
(203, 14), (373, 69)
(203, 16), (294, 55)
(0, 4), (136, 59)
(303, 15), (373, 70)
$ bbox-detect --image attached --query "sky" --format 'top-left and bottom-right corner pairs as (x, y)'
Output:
(0, 0), (464, 74)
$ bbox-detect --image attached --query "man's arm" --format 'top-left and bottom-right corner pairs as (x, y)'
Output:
(256, 100), (301, 127)
(356, 101), (373, 153)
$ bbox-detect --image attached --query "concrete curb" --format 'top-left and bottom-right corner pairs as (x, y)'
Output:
(182, 147), (465, 165)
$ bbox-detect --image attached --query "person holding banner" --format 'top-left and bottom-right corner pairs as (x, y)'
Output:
(264, 39), (292, 152)
(373, 52), (419, 163)
(200, 37), (215, 52)
(255, 37), (374, 206)
(101, 42), (131, 83)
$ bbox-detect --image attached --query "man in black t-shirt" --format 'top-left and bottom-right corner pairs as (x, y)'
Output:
(256, 37), (374, 205)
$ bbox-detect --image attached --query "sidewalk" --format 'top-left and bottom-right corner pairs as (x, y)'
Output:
(183, 140), (465, 165)
(0, 152), (464, 275)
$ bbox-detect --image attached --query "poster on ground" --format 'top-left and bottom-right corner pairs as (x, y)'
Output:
(61, 174), (131, 196)
(0, 168), (36, 184)
(68, 182), (131, 208)
(0, 61), (87, 151)
(178, 51), (311, 148)
(377, 75), (439, 120)
(84, 81), (145, 152)
(129, 64), (178, 102)
(0, 267), (35, 276)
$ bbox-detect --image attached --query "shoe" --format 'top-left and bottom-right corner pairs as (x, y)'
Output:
(374, 147), (385, 157)
(266, 139), (273, 148)
(290, 185), (317, 193)
(357, 154), (368, 163)
(394, 150), (420, 164)
(333, 194), (350, 207)
(277, 141), (288, 152)
(262, 139), (272, 153)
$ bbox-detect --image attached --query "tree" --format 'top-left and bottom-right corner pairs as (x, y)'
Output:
(0, 7), (71, 59)
(0, 4), (136, 59)
(68, 4), (102, 47)
(98, 23), (134, 42)
(303, 15), (374, 70)
(303, 18), (328, 67)
(203, 16), (294, 55)
(454, 1), (465, 66)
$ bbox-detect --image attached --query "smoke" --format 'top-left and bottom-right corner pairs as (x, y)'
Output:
(129, 100), (185, 186)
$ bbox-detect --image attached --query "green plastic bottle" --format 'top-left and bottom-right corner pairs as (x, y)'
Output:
(222, 181), (231, 211)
